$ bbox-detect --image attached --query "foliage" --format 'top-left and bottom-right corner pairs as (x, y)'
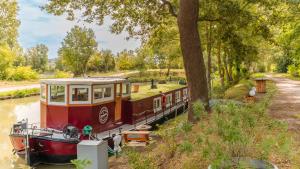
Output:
(0, 45), (15, 79)
(25, 44), (48, 72)
(54, 70), (72, 78)
(71, 159), (92, 169)
(192, 100), (206, 121)
(0, 88), (39, 99)
(6, 66), (39, 81)
(224, 80), (254, 101)
(287, 65), (299, 77)
(0, 0), (20, 47)
(87, 50), (115, 72)
(126, 150), (156, 169)
(59, 26), (97, 77)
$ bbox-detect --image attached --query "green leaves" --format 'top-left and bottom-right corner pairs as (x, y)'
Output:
(59, 26), (97, 76)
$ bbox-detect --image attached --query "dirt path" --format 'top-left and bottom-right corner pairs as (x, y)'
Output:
(268, 75), (300, 134)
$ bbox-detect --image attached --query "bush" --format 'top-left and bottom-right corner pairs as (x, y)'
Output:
(287, 65), (299, 77)
(224, 80), (254, 101)
(54, 70), (72, 78)
(6, 66), (39, 81)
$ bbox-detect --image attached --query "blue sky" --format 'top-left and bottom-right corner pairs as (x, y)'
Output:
(17, 0), (140, 59)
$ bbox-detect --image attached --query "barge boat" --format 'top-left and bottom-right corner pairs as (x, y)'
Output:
(9, 77), (188, 166)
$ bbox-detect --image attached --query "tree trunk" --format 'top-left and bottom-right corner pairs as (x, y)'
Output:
(216, 41), (225, 87)
(206, 22), (213, 97)
(178, 0), (209, 122)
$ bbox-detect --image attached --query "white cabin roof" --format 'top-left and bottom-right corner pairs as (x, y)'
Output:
(40, 77), (129, 85)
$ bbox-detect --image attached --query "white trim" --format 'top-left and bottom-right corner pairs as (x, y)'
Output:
(175, 91), (181, 103)
(153, 97), (162, 113)
(48, 84), (67, 105)
(122, 82), (131, 97)
(40, 84), (47, 102)
(166, 94), (172, 108)
(69, 85), (92, 104)
(93, 84), (114, 103)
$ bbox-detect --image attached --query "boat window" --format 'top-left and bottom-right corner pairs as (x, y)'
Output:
(183, 88), (188, 100)
(94, 88), (103, 100)
(93, 84), (114, 103)
(70, 85), (91, 104)
(153, 97), (162, 113)
(104, 87), (112, 98)
(166, 94), (172, 108)
(122, 83), (130, 96)
(175, 91), (181, 103)
(41, 84), (46, 101)
(49, 85), (66, 104)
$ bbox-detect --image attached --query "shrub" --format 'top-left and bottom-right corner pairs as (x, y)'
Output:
(54, 70), (72, 78)
(287, 65), (298, 77)
(6, 66), (39, 81)
(71, 159), (91, 169)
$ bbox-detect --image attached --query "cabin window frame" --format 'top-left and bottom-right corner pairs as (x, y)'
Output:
(40, 84), (47, 102)
(48, 84), (67, 105)
(69, 85), (92, 104)
(175, 91), (181, 103)
(153, 97), (162, 113)
(93, 84), (114, 103)
(166, 94), (172, 108)
(122, 82), (131, 97)
(183, 88), (188, 100)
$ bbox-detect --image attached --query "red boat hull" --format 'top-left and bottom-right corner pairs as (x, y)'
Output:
(9, 134), (78, 165)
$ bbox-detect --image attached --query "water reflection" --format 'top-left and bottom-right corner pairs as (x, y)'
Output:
(0, 96), (72, 169)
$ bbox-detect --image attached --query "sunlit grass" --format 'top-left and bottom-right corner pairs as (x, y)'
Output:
(131, 83), (185, 100)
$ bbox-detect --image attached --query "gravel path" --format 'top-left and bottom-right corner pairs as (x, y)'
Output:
(268, 76), (300, 133)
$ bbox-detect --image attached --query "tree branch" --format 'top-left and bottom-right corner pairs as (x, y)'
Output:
(161, 0), (177, 18)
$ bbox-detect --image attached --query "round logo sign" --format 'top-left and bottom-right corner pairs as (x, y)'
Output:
(99, 107), (109, 124)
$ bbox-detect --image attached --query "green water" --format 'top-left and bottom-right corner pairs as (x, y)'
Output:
(0, 96), (72, 169)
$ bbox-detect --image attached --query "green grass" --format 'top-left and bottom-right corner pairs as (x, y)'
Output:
(224, 79), (255, 101)
(131, 83), (185, 100)
(0, 88), (40, 99)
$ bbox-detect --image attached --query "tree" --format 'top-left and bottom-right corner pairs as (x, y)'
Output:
(59, 26), (97, 77)
(0, 44), (15, 79)
(25, 44), (49, 72)
(0, 0), (20, 48)
(116, 50), (136, 70)
(44, 0), (210, 122)
(88, 50), (115, 72)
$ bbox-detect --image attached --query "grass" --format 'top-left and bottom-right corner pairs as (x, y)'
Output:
(224, 79), (255, 101)
(131, 83), (186, 100)
(0, 88), (40, 99)
(114, 81), (299, 168)
(0, 80), (38, 87)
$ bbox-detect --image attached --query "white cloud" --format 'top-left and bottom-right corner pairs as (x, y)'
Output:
(17, 0), (140, 58)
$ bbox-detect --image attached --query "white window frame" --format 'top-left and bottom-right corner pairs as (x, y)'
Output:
(183, 88), (188, 100)
(166, 94), (172, 108)
(175, 91), (181, 103)
(69, 85), (92, 104)
(153, 97), (162, 113)
(48, 84), (67, 105)
(122, 82), (131, 97)
(40, 84), (47, 102)
(93, 84), (114, 103)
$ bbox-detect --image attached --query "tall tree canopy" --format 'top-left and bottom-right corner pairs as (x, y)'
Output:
(25, 44), (49, 72)
(0, 0), (20, 48)
(59, 26), (98, 77)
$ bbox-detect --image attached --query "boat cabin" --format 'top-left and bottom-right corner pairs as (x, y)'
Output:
(40, 77), (131, 132)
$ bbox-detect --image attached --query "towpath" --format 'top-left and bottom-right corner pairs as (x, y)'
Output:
(268, 75), (300, 134)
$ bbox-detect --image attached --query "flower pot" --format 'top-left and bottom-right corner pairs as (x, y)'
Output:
(208, 158), (278, 169)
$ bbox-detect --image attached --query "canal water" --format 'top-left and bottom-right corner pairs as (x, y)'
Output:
(0, 96), (72, 169)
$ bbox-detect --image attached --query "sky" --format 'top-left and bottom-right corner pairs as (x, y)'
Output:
(17, 0), (141, 59)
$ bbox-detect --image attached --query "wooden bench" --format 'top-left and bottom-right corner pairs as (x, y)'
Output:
(122, 131), (150, 145)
